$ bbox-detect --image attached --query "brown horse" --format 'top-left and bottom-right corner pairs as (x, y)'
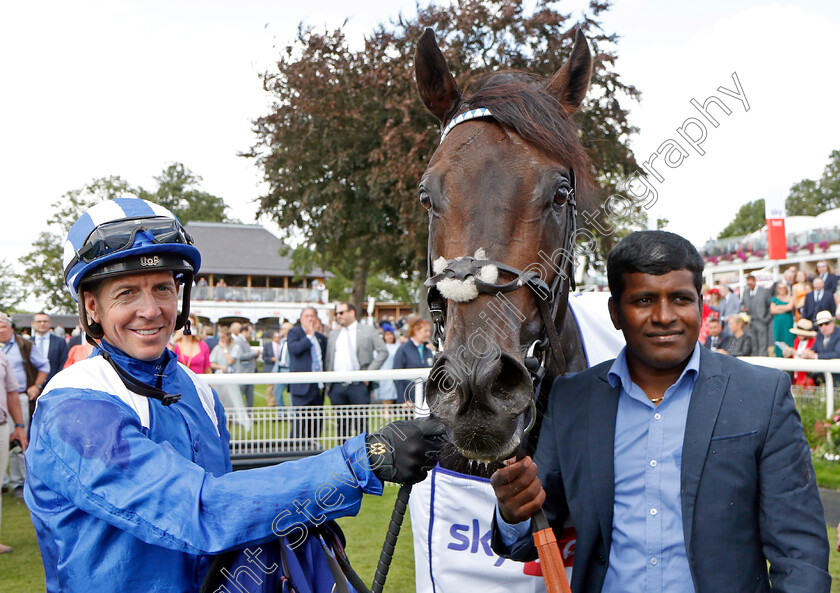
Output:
(415, 28), (596, 466)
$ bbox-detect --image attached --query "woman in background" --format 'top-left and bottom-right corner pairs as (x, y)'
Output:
(782, 318), (818, 388)
(770, 283), (795, 356)
(393, 318), (434, 406)
(718, 314), (753, 357)
(209, 327), (250, 431)
(373, 330), (400, 418)
(173, 315), (211, 374)
(793, 270), (810, 321)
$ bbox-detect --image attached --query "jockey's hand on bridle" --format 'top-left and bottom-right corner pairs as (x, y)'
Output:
(366, 418), (446, 484)
(491, 456), (546, 524)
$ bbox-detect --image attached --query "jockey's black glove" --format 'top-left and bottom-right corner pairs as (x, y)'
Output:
(366, 418), (446, 484)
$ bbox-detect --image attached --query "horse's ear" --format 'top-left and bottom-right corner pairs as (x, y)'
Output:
(546, 28), (592, 114)
(415, 28), (461, 123)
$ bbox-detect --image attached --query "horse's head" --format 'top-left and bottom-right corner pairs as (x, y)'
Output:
(415, 28), (593, 462)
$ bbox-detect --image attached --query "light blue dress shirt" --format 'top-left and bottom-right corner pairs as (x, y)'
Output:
(496, 343), (701, 593)
(603, 343), (699, 593)
(2, 337), (50, 389)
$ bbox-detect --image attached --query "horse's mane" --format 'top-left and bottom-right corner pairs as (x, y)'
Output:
(461, 71), (596, 212)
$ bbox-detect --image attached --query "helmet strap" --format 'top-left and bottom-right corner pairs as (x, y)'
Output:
(78, 293), (104, 340)
(175, 272), (194, 335)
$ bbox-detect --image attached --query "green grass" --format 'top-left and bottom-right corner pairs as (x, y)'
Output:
(0, 491), (46, 591)
(816, 457), (840, 491)
(337, 487), (416, 593)
(831, 526), (840, 593)
(0, 487), (415, 593)
(6, 487), (840, 592)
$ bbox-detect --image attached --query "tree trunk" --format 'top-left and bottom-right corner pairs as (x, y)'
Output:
(351, 259), (371, 319)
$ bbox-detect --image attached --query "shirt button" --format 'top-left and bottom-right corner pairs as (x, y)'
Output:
(650, 459), (657, 467)
(651, 557), (658, 565)
(193, 440), (201, 452)
(654, 413), (662, 420)
(650, 508), (658, 516)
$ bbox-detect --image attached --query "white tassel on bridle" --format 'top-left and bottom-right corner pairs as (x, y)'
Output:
(433, 249), (499, 302)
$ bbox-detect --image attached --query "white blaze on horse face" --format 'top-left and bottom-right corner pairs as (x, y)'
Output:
(434, 249), (499, 303)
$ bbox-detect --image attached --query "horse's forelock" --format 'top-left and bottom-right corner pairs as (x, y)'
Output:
(460, 72), (595, 212)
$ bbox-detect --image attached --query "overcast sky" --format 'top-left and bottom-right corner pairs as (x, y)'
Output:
(2, 1), (839, 282)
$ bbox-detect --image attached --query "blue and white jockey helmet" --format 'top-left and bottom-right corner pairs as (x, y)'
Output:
(63, 198), (201, 334)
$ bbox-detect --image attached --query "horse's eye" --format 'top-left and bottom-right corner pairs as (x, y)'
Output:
(419, 187), (432, 210)
(554, 183), (571, 206)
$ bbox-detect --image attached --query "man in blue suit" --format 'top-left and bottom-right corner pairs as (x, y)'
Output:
(815, 260), (839, 296)
(802, 276), (836, 323)
(491, 231), (829, 593)
(801, 310), (840, 385)
(31, 313), (68, 385)
(286, 307), (327, 444)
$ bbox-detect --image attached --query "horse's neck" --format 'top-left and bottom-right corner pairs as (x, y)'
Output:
(556, 304), (587, 374)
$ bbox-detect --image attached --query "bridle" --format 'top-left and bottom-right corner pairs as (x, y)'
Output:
(424, 107), (579, 382)
(340, 107), (581, 593)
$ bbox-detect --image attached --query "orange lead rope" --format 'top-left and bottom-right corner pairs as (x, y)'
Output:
(531, 507), (572, 593)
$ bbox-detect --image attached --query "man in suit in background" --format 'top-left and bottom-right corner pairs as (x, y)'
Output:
(702, 316), (728, 352)
(717, 284), (740, 340)
(802, 276), (836, 323)
(801, 310), (840, 384)
(30, 312), (68, 386)
(325, 302), (387, 441)
(740, 274), (772, 355)
(203, 324), (218, 354)
(286, 308), (327, 444)
(262, 329), (282, 407)
(230, 322), (258, 408)
(815, 261), (838, 296)
(491, 231), (829, 593)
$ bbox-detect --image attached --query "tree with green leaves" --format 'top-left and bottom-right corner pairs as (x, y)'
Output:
(18, 165), (230, 313)
(785, 150), (840, 216)
(0, 259), (25, 312)
(718, 198), (765, 239)
(248, 0), (641, 310)
(138, 163), (231, 224)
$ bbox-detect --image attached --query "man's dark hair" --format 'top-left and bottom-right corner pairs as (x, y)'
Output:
(746, 274), (756, 281)
(607, 230), (704, 302)
(341, 302), (357, 317)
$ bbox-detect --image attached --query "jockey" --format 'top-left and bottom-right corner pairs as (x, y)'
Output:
(24, 198), (444, 592)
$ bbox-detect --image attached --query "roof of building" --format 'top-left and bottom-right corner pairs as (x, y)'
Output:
(184, 222), (330, 278)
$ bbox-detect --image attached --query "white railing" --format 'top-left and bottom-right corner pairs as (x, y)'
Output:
(737, 357), (840, 418)
(208, 358), (840, 465)
(225, 404), (418, 465)
(208, 369), (433, 465)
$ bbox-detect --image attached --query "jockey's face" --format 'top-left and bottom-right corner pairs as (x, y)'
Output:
(84, 271), (178, 361)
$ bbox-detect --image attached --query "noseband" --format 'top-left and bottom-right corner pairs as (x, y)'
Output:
(425, 108), (578, 381)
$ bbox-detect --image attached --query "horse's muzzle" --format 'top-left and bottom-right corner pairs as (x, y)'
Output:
(425, 350), (533, 461)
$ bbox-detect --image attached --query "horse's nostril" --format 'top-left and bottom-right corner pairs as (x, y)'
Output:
(492, 354), (532, 399)
(473, 353), (530, 400)
(425, 355), (465, 408)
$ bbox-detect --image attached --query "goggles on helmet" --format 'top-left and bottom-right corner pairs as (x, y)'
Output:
(64, 217), (194, 279)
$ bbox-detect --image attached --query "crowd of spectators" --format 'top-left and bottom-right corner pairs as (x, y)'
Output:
(156, 308), (435, 441)
(701, 260), (840, 386)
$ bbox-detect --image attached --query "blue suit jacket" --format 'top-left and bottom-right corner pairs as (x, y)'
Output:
(286, 325), (327, 396)
(492, 347), (829, 593)
(814, 329), (840, 383)
(36, 334), (68, 384)
(392, 340), (433, 403)
(802, 290), (836, 323)
(262, 340), (277, 370)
